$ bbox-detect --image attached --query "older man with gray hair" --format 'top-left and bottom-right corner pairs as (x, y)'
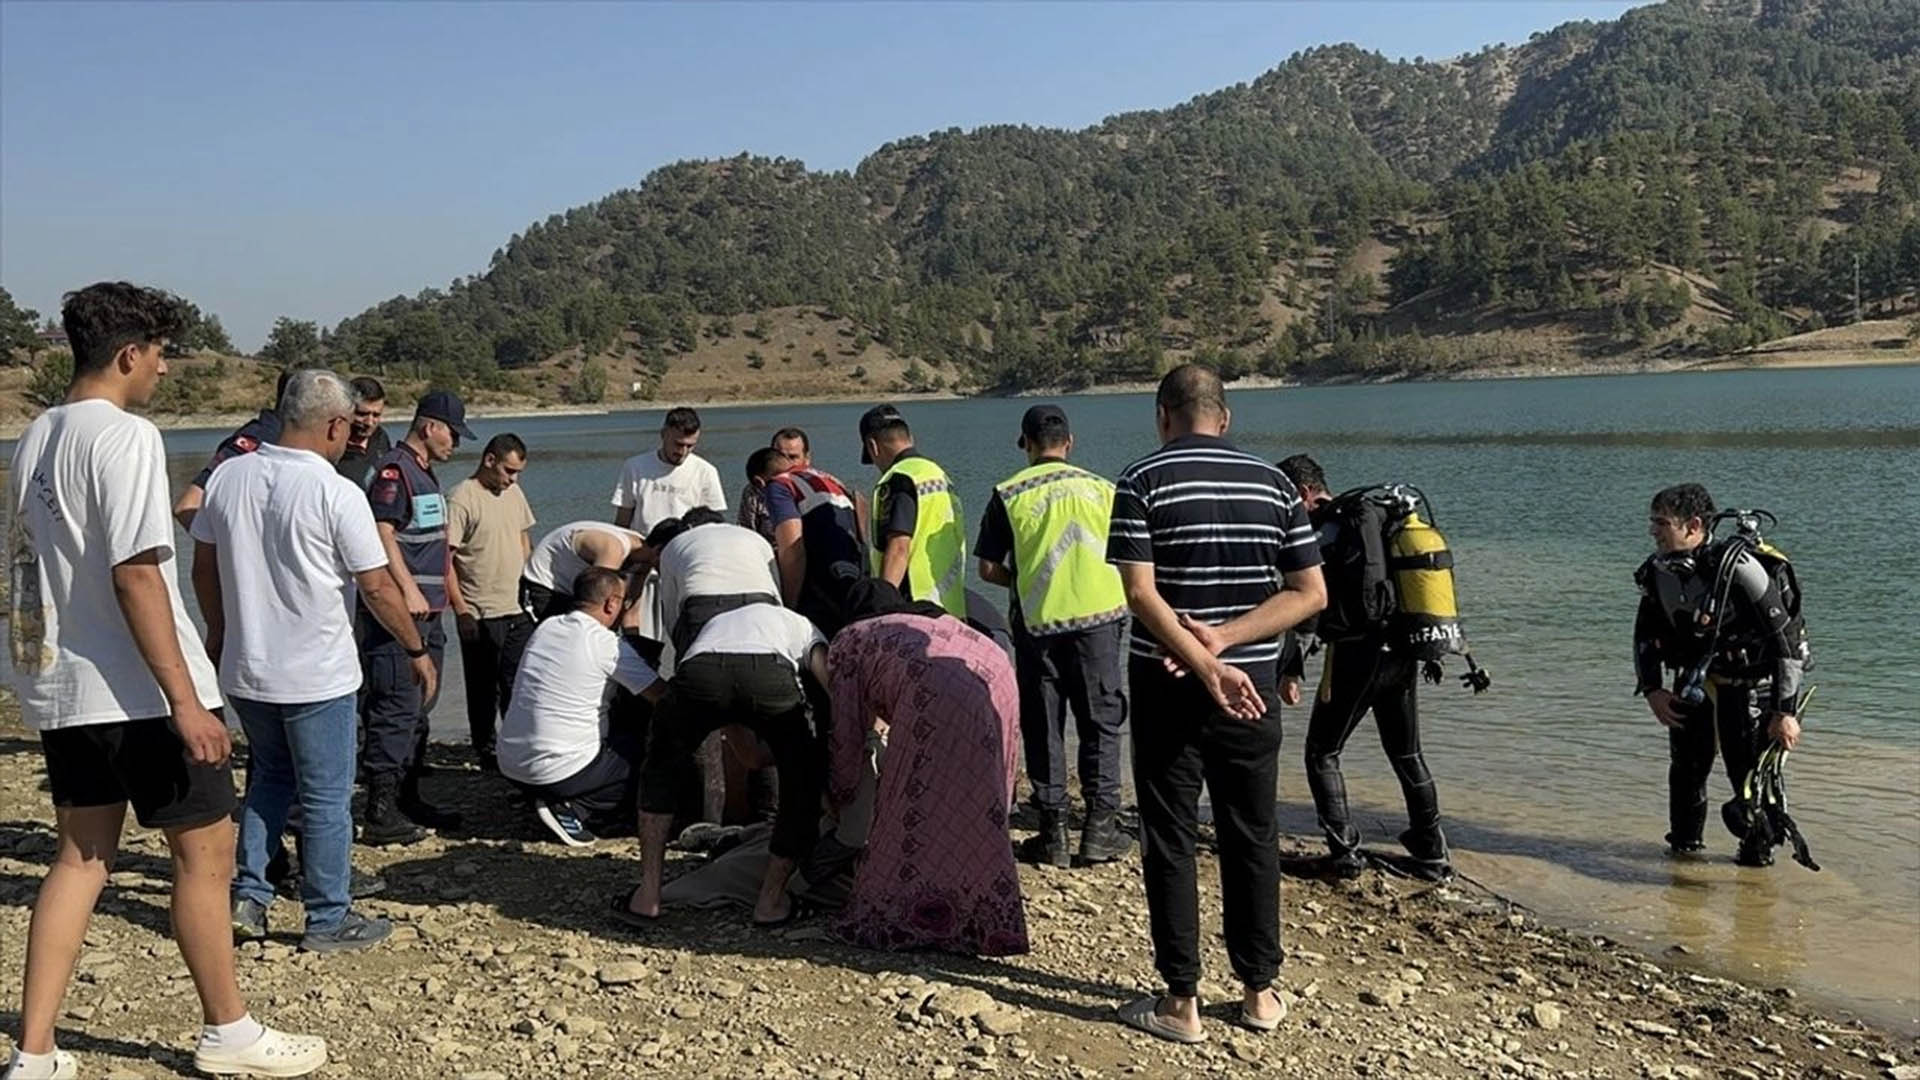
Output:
(190, 369), (435, 953)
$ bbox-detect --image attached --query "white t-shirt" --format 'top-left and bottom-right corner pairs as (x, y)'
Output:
(189, 443), (388, 704)
(522, 521), (644, 594)
(6, 399), (222, 729)
(607, 450), (726, 534)
(681, 604), (826, 667)
(657, 523), (780, 644)
(498, 611), (659, 786)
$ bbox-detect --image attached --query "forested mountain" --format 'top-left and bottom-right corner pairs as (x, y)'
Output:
(315, 0), (1919, 397)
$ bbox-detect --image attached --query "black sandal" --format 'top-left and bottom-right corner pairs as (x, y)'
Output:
(609, 888), (659, 930)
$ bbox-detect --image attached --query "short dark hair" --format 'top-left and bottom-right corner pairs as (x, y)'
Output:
(350, 375), (386, 405)
(644, 517), (687, 551)
(1651, 483), (1715, 525)
(483, 433), (527, 462)
(62, 282), (188, 377)
(772, 427), (809, 452)
(1276, 454), (1327, 494)
(1156, 363), (1226, 421)
(682, 505), (726, 529)
(663, 407), (701, 436)
(746, 446), (784, 482)
(574, 566), (626, 608)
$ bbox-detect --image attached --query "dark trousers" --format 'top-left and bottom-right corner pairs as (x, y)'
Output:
(1668, 682), (1765, 849)
(640, 653), (821, 859)
(1014, 618), (1127, 813)
(360, 612), (447, 783)
(519, 578), (573, 622)
(516, 734), (641, 836)
(1130, 661), (1284, 998)
(458, 613), (534, 761)
(1303, 640), (1444, 859)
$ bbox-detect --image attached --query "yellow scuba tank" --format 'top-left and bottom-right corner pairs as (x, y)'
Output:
(1387, 509), (1464, 661)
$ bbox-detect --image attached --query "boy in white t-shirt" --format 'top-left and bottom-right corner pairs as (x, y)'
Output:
(3, 283), (325, 1080)
(608, 407), (726, 642)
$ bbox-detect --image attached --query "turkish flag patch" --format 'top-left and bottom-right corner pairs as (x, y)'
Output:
(235, 435), (259, 453)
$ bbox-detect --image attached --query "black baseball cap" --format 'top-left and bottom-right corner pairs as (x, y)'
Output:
(1017, 404), (1070, 449)
(415, 390), (477, 442)
(858, 404), (905, 464)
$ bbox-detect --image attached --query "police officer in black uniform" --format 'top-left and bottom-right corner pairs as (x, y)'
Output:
(358, 391), (475, 844)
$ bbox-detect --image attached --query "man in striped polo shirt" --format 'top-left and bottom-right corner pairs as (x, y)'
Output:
(1107, 363), (1326, 1045)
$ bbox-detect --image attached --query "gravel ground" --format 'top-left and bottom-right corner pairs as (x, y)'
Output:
(1, 716), (1915, 1080)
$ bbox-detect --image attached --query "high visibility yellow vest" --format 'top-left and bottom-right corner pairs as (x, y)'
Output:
(996, 460), (1127, 635)
(871, 454), (967, 615)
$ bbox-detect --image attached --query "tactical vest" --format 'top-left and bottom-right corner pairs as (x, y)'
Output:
(871, 454), (966, 615)
(995, 460), (1126, 635)
(371, 446), (449, 612)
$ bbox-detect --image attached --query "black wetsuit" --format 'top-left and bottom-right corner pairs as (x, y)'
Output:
(1634, 544), (1808, 856)
(1289, 502), (1445, 864)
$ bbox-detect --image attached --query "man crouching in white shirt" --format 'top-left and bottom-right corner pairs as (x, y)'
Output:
(497, 567), (663, 846)
(190, 368), (436, 954)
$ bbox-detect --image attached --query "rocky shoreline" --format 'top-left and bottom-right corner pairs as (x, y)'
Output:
(1, 717), (1915, 1079)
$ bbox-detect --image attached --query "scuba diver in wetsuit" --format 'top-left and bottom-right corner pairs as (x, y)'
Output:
(1277, 455), (1453, 882)
(1635, 483), (1809, 867)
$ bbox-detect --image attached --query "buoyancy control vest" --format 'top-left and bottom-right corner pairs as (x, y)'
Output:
(1316, 484), (1489, 690)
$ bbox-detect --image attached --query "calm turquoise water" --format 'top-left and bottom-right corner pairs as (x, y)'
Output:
(8, 364), (1919, 1026)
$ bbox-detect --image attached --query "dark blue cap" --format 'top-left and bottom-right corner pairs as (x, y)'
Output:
(415, 390), (476, 441)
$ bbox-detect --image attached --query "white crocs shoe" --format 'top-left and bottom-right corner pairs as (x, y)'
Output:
(191, 1027), (328, 1077)
(2, 1048), (78, 1080)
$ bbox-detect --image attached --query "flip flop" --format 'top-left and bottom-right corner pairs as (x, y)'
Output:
(608, 888), (659, 930)
(1238, 987), (1289, 1032)
(1117, 996), (1206, 1045)
(752, 896), (813, 929)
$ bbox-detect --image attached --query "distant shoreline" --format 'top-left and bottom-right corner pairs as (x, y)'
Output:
(1, 348), (1911, 442)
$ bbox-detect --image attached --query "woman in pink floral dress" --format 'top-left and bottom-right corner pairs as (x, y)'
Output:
(827, 608), (1029, 957)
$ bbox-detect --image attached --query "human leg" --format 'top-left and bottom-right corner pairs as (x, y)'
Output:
(162, 816), (247, 1026)
(1303, 641), (1379, 859)
(1197, 689), (1285, 996)
(1069, 620), (1131, 863)
(231, 699), (296, 916)
(280, 694), (362, 935)
(358, 626), (426, 845)
(1370, 655), (1447, 867)
(1013, 623), (1071, 866)
(16, 803), (125, 1055)
(398, 616), (459, 829)
(457, 618), (502, 769)
(1128, 664), (1208, 1035)
(1666, 695), (1718, 851)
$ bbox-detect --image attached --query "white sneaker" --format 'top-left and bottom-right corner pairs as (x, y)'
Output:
(2, 1048), (78, 1080)
(192, 1027), (328, 1077)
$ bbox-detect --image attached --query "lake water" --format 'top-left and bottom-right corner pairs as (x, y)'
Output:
(5, 365), (1918, 1029)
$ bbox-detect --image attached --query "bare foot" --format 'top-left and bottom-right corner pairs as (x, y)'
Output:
(1156, 995), (1202, 1037)
(752, 894), (792, 925)
(626, 886), (660, 919)
(1241, 985), (1288, 1028)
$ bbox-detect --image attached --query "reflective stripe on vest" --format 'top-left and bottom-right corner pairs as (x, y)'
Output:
(871, 455), (967, 615)
(997, 461), (1126, 635)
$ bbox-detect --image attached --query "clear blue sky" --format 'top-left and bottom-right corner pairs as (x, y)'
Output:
(1, 0), (1644, 350)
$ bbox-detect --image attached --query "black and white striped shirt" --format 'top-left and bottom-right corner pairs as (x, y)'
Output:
(1106, 434), (1321, 680)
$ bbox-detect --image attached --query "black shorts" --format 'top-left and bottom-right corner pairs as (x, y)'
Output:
(40, 715), (238, 829)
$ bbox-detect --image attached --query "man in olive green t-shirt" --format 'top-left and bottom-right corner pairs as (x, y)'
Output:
(447, 433), (536, 773)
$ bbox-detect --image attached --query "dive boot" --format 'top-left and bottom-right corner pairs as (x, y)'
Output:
(359, 777), (426, 846)
(1077, 809), (1133, 865)
(398, 775), (463, 832)
(1399, 827), (1455, 883)
(1017, 808), (1071, 868)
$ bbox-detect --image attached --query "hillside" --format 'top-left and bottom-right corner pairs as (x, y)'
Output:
(10, 0), (1920, 404)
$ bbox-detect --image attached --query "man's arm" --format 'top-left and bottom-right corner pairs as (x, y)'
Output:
(879, 534), (911, 589)
(114, 551), (229, 764)
(853, 492), (871, 555)
(190, 540), (225, 668)
(613, 506), (635, 530)
(974, 491), (1014, 588)
(378, 521), (430, 618)
(978, 559), (1013, 588)
(1193, 566), (1327, 652)
(357, 568), (438, 702)
(773, 519), (806, 607)
(172, 484), (206, 530)
(1118, 561), (1265, 720)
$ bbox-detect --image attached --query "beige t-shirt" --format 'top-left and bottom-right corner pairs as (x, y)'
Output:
(447, 478), (536, 618)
